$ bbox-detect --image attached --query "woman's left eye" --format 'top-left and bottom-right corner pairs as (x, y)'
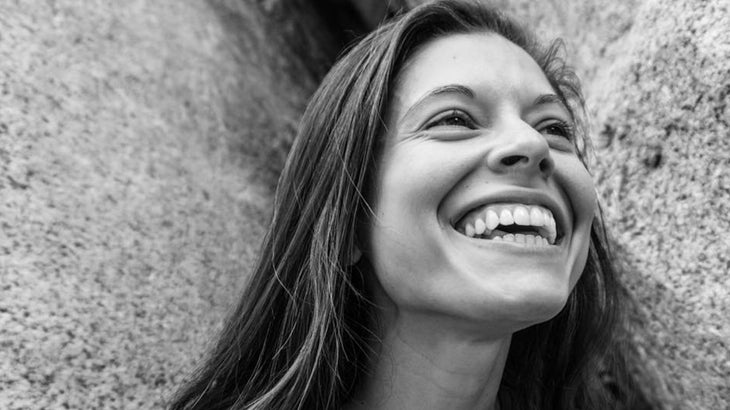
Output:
(539, 120), (574, 140)
(425, 110), (476, 130)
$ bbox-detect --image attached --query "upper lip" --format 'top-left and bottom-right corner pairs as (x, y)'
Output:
(449, 188), (568, 238)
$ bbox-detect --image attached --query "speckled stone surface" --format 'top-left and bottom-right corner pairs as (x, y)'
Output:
(0, 1), (334, 408)
(587, 1), (730, 408)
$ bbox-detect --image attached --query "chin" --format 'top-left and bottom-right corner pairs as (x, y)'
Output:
(509, 290), (571, 329)
(466, 272), (575, 334)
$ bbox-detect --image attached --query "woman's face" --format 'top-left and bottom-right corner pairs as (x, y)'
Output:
(364, 33), (597, 335)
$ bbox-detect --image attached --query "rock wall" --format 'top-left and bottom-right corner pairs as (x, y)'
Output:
(586, 1), (729, 407)
(1, 0), (727, 409)
(0, 1), (339, 408)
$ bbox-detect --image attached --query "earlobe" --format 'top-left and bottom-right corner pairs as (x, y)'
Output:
(348, 246), (363, 266)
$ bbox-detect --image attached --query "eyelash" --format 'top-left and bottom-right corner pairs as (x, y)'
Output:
(539, 120), (574, 140)
(424, 111), (575, 141)
(425, 110), (476, 130)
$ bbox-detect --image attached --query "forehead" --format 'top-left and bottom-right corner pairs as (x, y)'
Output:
(391, 33), (554, 114)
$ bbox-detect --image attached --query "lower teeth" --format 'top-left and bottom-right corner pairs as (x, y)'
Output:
(480, 233), (548, 245)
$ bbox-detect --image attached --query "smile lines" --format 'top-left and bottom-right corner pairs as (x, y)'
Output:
(456, 203), (558, 245)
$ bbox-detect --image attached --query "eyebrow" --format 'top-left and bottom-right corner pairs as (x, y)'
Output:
(401, 84), (475, 121)
(533, 93), (571, 114)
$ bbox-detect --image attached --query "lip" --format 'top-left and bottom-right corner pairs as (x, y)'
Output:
(448, 188), (569, 242)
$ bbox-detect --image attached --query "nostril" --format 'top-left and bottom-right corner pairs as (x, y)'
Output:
(501, 155), (526, 166)
(539, 157), (554, 175)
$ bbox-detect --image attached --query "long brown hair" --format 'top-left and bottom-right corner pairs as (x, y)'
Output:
(170, 1), (663, 408)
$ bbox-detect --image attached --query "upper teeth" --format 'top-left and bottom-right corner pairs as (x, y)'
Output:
(458, 203), (558, 245)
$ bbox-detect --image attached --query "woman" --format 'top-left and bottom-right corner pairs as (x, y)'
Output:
(171, 1), (665, 409)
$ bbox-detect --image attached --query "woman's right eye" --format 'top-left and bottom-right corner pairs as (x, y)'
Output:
(425, 110), (476, 130)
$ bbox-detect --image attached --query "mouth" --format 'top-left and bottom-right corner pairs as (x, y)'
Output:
(453, 203), (564, 246)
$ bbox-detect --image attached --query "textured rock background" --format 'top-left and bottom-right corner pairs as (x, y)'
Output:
(0, 0), (339, 408)
(584, 2), (729, 408)
(1, 0), (727, 409)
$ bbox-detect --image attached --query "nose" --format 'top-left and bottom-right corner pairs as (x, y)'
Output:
(486, 124), (555, 178)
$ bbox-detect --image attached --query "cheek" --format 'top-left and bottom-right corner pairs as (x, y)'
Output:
(557, 159), (596, 287)
(366, 143), (471, 240)
(362, 146), (465, 306)
(557, 157), (597, 225)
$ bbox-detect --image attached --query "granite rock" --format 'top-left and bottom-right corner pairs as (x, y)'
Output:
(0, 1), (338, 408)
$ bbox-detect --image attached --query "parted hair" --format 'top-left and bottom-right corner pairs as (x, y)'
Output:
(170, 1), (663, 409)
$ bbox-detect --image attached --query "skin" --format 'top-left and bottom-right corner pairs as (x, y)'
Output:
(347, 33), (597, 410)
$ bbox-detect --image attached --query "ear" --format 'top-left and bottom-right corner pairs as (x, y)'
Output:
(347, 246), (362, 266)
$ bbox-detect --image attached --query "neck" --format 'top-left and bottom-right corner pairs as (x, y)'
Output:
(346, 312), (511, 410)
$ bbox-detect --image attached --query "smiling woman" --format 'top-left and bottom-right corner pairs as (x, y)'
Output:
(170, 1), (664, 409)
